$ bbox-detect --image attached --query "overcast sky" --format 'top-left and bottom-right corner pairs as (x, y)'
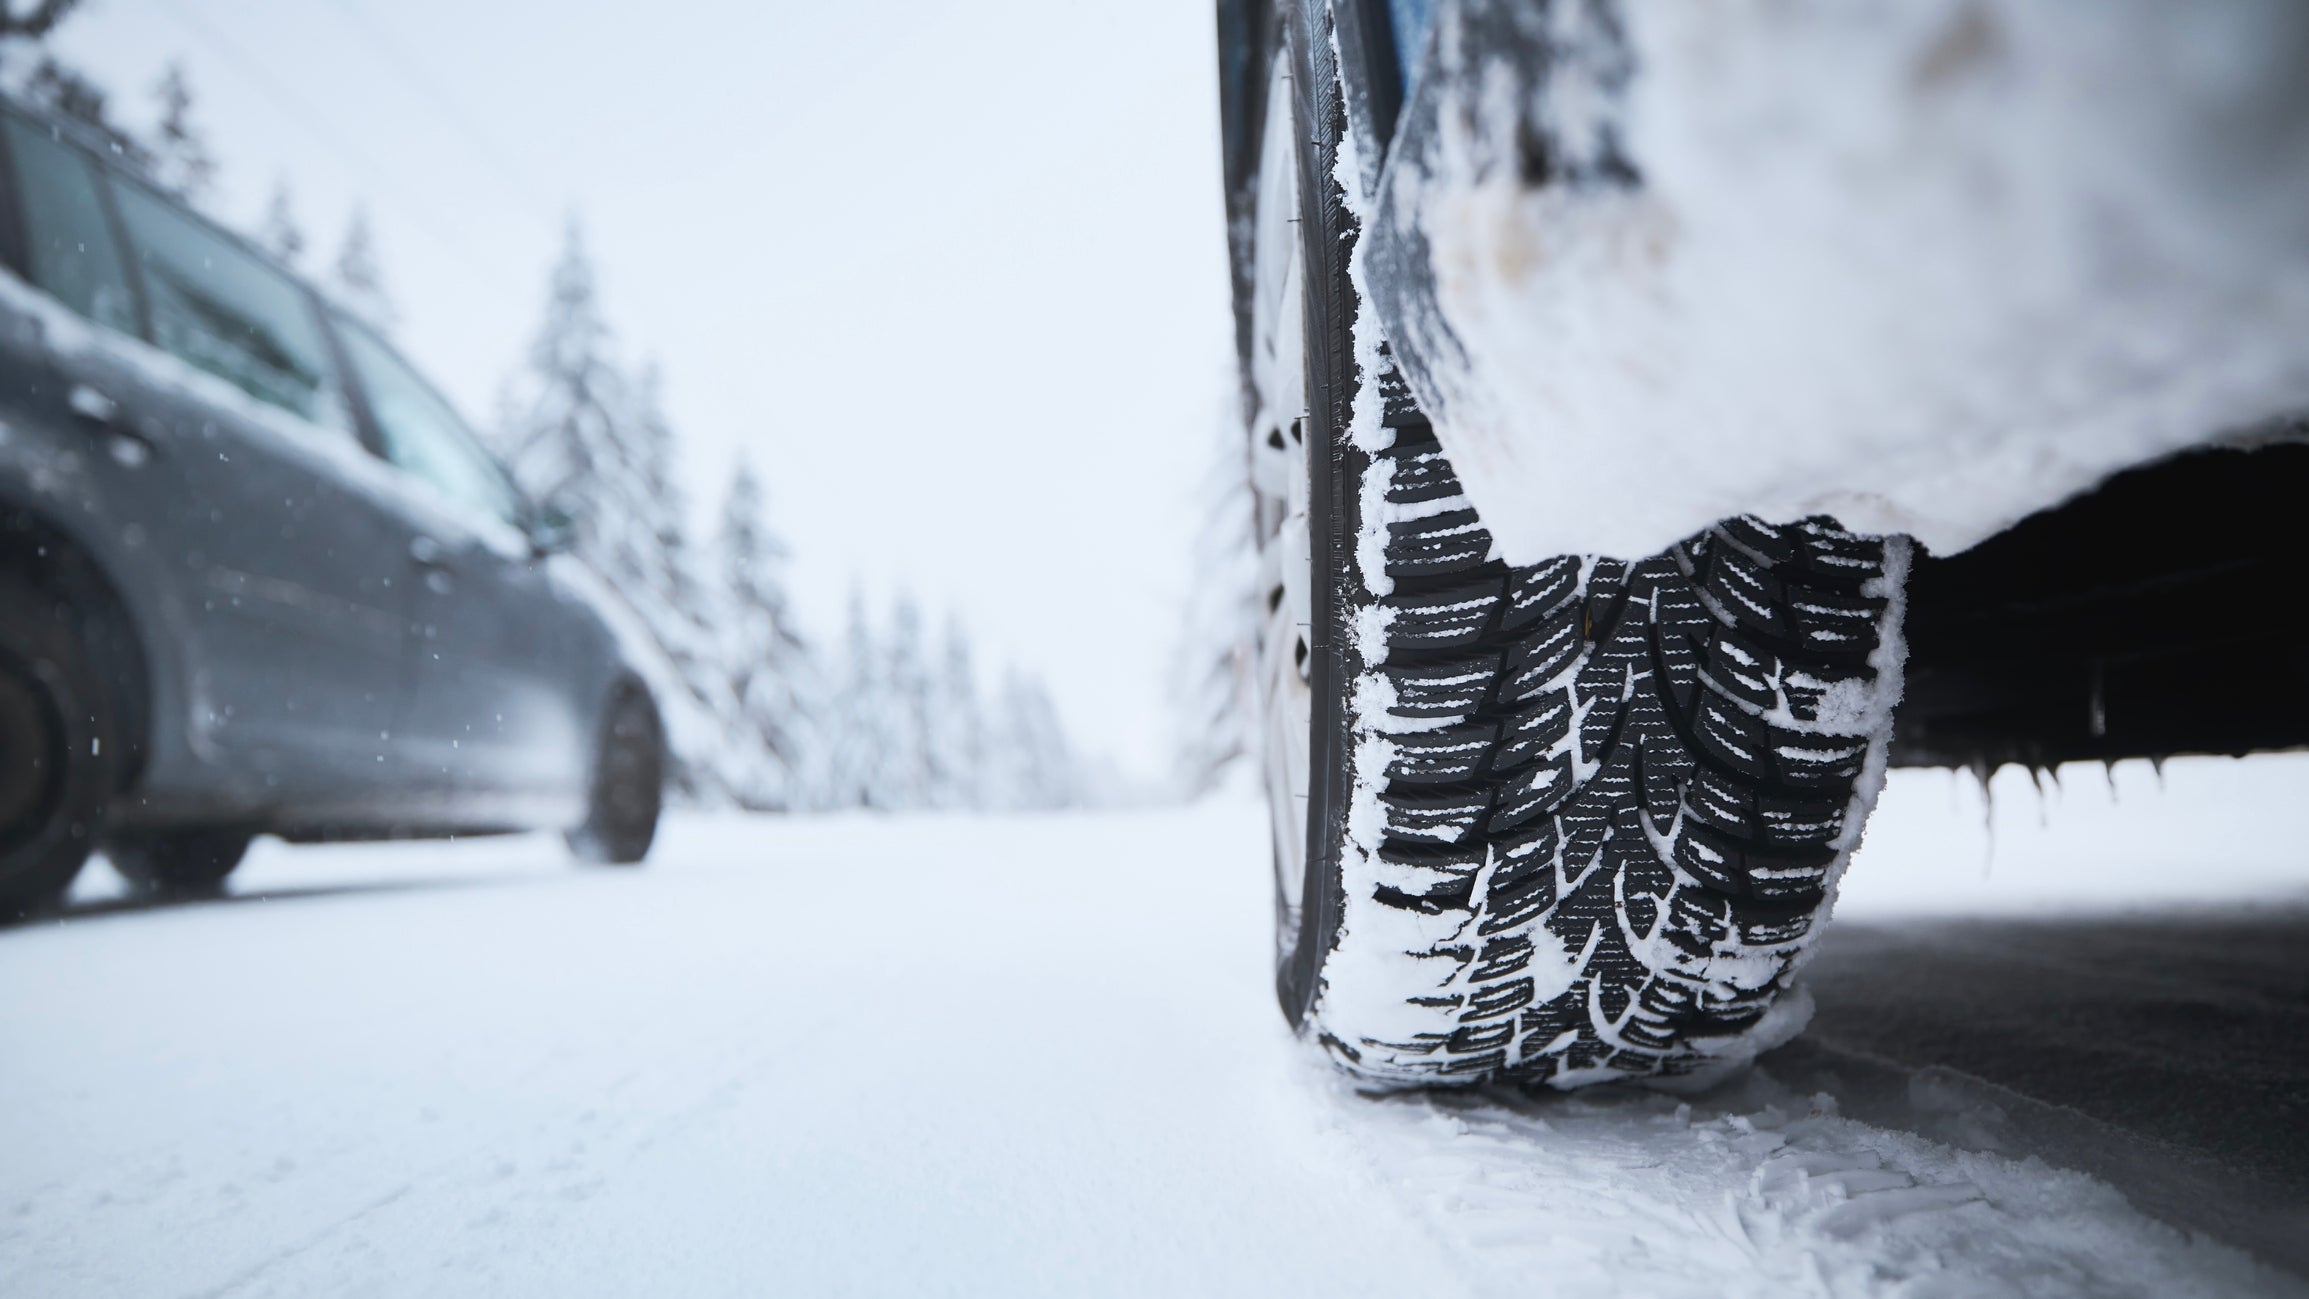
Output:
(47, 0), (1235, 782)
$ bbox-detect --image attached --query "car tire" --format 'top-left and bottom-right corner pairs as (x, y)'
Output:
(1242, 11), (1912, 1087)
(106, 828), (254, 897)
(567, 685), (663, 866)
(0, 573), (116, 919)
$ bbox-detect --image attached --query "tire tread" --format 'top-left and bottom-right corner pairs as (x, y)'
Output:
(1322, 382), (1905, 1086)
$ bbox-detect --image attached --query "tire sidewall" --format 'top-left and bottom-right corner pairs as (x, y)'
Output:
(1271, 4), (1366, 1029)
(571, 685), (663, 866)
(0, 577), (114, 916)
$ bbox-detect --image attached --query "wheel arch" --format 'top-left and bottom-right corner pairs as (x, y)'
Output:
(0, 503), (154, 793)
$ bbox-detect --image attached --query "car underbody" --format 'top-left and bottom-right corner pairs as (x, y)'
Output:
(1896, 435), (2309, 771)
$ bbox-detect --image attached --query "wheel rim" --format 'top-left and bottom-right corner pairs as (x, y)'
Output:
(0, 656), (64, 855)
(1248, 48), (1315, 962)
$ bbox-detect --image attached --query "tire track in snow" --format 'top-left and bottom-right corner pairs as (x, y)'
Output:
(1298, 1053), (2305, 1298)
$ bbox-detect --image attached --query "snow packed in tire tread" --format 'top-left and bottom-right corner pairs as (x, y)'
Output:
(1330, 402), (1901, 1088)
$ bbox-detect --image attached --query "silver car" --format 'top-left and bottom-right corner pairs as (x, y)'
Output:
(0, 99), (664, 916)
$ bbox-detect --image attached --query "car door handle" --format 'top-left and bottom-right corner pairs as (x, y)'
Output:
(68, 383), (119, 425)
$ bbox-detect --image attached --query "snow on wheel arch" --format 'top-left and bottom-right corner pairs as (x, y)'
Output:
(1371, 0), (2309, 565)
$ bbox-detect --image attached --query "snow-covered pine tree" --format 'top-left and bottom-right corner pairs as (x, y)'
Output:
(878, 592), (934, 810)
(498, 223), (611, 512)
(333, 207), (395, 330)
(14, 55), (112, 134)
(626, 362), (703, 628)
(717, 458), (820, 810)
(496, 223), (680, 610)
(823, 587), (884, 809)
(0, 0), (85, 45)
(991, 667), (1078, 811)
(927, 616), (984, 808)
(1171, 415), (1261, 794)
(148, 62), (214, 203)
(259, 181), (305, 267)
(495, 221), (744, 801)
(623, 365), (694, 625)
(2, 6), (150, 179)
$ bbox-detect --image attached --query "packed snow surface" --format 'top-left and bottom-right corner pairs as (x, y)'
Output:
(1383, 0), (2309, 562)
(4, 770), (2306, 1296)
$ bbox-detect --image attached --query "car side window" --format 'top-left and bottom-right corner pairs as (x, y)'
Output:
(2, 116), (138, 336)
(108, 178), (348, 432)
(337, 319), (523, 528)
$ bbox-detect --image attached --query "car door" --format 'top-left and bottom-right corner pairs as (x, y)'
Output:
(331, 316), (592, 810)
(86, 155), (410, 794)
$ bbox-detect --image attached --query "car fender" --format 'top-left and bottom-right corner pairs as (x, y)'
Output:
(1360, 0), (2309, 562)
(0, 417), (196, 802)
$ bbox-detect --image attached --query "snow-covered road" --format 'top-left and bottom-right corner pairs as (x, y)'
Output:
(5, 762), (2307, 1297)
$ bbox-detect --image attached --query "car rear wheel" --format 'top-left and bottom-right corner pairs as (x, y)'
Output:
(568, 685), (663, 865)
(106, 828), (254, 897)
(0, 574), (115, 919)
(1242, 14), (1912, 1088)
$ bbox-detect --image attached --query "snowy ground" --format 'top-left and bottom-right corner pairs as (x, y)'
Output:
(4, 758), (2307, 1297)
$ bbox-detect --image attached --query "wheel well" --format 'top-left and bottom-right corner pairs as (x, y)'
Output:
(0, 508), (152, 790)
(1894, 435), (2309, 770)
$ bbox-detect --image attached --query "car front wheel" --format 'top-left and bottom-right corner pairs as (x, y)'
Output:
(1241, 10), (1911, 1089)
(0, 574), (114, 920)
(567, 685), (663, 866)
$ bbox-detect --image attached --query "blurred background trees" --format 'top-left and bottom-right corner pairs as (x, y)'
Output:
(491, 225), (1087, 811)
(0, 6), (1096, 810)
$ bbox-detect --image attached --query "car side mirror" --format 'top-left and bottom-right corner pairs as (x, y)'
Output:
(526, 500), (576, 558)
